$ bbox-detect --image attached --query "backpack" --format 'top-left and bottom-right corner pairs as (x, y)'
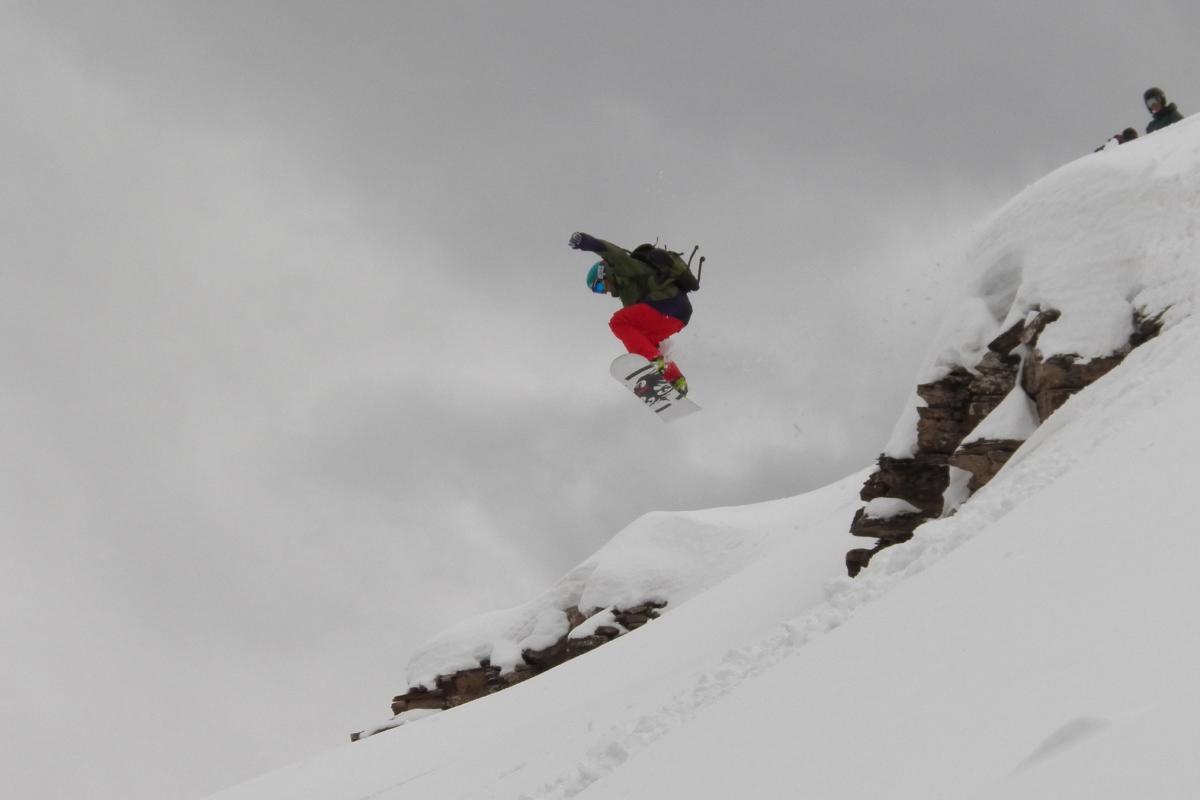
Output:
(629, 244), (702, 293)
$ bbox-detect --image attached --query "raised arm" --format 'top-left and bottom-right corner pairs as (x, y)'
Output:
(568, 232), (654, 280)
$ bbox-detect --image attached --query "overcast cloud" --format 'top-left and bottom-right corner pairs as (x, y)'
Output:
(3, 2), (1199, 798)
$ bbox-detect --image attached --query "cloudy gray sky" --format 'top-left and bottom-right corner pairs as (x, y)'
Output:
(3, 2), (1198, 798)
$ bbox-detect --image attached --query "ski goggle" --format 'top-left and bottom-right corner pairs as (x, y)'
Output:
(1147, 96), (1164, 111)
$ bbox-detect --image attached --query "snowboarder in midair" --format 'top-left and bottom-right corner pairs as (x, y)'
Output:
(1144, 87), (1184, 134)
(570, 232), (700, 395)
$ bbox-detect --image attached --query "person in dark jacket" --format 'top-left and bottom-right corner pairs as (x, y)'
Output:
(1144, 87), (1184, 134)
(569, 231), (698, 394)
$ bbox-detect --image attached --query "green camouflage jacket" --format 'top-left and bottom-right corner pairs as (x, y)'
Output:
(593, 239), (688, 307)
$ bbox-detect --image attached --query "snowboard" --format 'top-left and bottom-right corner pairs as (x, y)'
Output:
(609, 353), (700, 422)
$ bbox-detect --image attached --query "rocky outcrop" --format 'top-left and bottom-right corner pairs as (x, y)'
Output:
(856, 454), (951, 520)
(1016, 307), (1127, 422)
(966, 352), (1020, 428)
(948, 439), (1022, 492)
(847, 503), (927, 544)
(846, 366), (983, 576)
(846, 451), (949, 569)
(914, 368), (975, 454)
(352, 601), (666, 741)
(1022, 352), (1125, 422)
(1132, 308), (1165, 347)
(847, 306), (1161, 577)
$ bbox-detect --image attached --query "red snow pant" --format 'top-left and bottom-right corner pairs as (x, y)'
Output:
(609, 304), (685, 382)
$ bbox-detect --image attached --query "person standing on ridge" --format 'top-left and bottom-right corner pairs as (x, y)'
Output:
(1144, 87), (1184, 134)
(569, 232), (700, 395)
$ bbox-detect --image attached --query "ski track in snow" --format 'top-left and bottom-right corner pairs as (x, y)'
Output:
(517, 319), (1195, 800)
(1012, 716), (1112, 773)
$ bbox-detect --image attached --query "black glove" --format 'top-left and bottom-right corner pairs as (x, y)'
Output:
(569, 232), (603, 252)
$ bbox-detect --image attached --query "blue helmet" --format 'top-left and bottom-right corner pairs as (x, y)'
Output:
(586, 261), (607, 294)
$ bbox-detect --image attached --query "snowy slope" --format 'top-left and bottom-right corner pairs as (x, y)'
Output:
(583, 313), (1200, 799)
(208, 119), (1200, 799)
(403, 478), (862, 691)
(208, 470), (868, 799)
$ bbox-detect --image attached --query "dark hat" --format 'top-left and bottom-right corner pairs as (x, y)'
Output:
(1144, 86), (1167, 102)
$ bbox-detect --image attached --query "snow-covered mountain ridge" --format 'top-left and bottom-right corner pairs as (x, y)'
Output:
(843, 121), (1196, 578)
(211, 117), (1200, 799)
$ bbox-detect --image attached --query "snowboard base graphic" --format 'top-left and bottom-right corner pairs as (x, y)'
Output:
(609, 354), (700, 422)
